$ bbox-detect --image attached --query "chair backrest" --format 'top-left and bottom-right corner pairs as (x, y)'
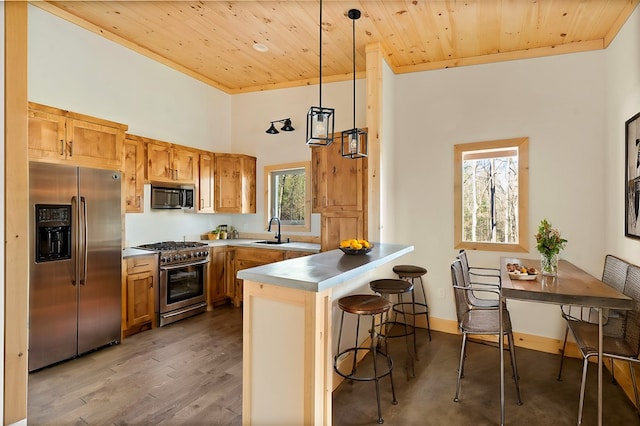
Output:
(623, 264), (640, 354)
(602, 254), (629, 293)
(457, 249), (472, 286)
(450, 259), (469, 324)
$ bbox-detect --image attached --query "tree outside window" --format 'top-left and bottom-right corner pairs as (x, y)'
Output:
(454, 137), (529, 252)
(264, 162), (311, 231)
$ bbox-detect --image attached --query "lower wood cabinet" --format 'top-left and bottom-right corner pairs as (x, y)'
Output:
(230, 247), (314, 307)
(123, 254), (158, 337)
(232, 247), (285, 307)
(208, 246), (231, 307)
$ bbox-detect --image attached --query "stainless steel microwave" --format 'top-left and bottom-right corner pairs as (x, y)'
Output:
(151, 185), (194, 210)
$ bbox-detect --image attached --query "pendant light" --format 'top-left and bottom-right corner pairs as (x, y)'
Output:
(341, 9), (367, 159)
(306, 0), (335, 146)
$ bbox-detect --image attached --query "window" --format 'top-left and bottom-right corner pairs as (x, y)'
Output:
(454, 137), (529, 252)
(264, 162), (311, 232)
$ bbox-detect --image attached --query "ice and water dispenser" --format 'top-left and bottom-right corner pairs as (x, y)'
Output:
(35, 204), (72, 262)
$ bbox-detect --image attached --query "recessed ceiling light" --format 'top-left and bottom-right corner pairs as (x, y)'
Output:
(253, 43), (269, 52)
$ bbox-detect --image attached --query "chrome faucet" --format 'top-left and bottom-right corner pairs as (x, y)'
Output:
(268, 216), (281, 243)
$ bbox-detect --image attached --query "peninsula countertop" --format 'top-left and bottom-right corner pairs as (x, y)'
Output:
(236, 243), (414, 292)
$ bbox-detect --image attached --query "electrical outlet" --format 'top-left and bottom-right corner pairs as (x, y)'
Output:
(438, 288), (446, 299)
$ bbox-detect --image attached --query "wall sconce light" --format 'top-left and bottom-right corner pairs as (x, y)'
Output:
(266, 118), (295, 134)
(341, 9), (367, 159)
(306, 0), (335, 146)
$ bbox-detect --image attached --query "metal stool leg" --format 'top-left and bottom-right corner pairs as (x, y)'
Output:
(370, 314), (384, 424)
(417, 276), (432, 341)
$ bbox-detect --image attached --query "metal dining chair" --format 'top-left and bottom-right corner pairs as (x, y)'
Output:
(557, 254), (630, 381)
(450, 259), (522, 406)
(456, 249), (503, 309)
(560, 263), (640, 423)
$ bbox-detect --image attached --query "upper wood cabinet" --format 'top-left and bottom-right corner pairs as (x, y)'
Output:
(28, 102), (127, 170)
(312, 141), (365, 213)
(198, 152), (215, 213)
(214, 153), (256, 214)
(123, 135), (145, 213)
(146, 140), (196, 184)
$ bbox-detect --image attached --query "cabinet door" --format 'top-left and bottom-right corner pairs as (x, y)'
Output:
(147, 142), (173, 181)
(126, 271), (154, 328)
(233, 248), (284, 306)
(198, 153), (215, 213)
(215, 155), (242, 213)
(172, 146), (196, 183)
(240, 155), (257, 213)
(124, 138), (144, 213)
(208, 247), (228, 306)
(28, 109), (67, 162)
(67, 119), (123, 169)
(311, 146), (326, 213)
(320, 211), (365, 252)
(324, 142), (364, 211)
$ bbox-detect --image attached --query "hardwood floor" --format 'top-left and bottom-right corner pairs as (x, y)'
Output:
(28, 305), (243, 425)
(28, 304), (640, 425)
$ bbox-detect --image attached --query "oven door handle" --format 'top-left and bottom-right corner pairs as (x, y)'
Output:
(159, 259), (209, 271)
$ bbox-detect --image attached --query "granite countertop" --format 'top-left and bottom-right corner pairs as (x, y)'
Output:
(236, 243), (414, 292)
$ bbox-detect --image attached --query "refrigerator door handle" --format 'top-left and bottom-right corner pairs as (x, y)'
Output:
(71, 196), (78, 286)
(79, 196), (88, 285)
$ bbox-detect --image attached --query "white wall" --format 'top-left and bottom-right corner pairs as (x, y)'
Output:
(604, 6), (640, 264)
(392, 51), (607, 338)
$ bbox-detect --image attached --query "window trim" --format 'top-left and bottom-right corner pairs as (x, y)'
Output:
(454, 137), (529, 253)
(264, 161), (312, 232)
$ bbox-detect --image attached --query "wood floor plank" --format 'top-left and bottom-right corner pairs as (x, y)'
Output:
(28, 305), (243, 425)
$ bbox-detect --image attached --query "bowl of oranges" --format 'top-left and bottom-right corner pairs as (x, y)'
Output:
(339, 239), (373, 255)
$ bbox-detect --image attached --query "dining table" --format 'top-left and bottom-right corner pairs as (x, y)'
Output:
(498, 257), (634, 426)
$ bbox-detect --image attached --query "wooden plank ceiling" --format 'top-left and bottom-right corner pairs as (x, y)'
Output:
(36, 0), (638, 94)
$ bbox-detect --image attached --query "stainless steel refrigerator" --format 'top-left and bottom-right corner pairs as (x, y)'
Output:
(29, 162), (122, 371)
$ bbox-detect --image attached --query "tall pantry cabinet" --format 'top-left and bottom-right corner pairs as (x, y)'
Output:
(311, 137), (367, 251)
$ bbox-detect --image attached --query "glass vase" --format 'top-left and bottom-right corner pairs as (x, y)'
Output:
(540, 253), (559, 276)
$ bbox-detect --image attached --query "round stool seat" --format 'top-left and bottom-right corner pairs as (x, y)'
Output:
(370, 278), (413, 295)
(338, 294), (391, 315)
(393, 264), (427, 278)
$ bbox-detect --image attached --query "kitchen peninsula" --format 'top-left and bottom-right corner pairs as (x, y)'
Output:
(238, 243), (413, 425)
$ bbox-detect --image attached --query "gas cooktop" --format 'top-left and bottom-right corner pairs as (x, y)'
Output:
(137, 241), (208, 251)
(136, 241), (209, 265)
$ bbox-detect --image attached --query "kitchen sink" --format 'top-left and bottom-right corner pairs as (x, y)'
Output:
(255, 240), (287, 245)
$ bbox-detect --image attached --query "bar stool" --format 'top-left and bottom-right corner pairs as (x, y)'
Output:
(334, 294), (398, 424)
(369, 279), (416, 377)
(393, 264), (431, 344)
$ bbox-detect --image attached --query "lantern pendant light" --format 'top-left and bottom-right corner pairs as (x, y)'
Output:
(306, 0), (335, 146)
(341, 9), (367, 159)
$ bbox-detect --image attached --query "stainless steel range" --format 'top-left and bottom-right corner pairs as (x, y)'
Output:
(136, 241), (209, 327)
